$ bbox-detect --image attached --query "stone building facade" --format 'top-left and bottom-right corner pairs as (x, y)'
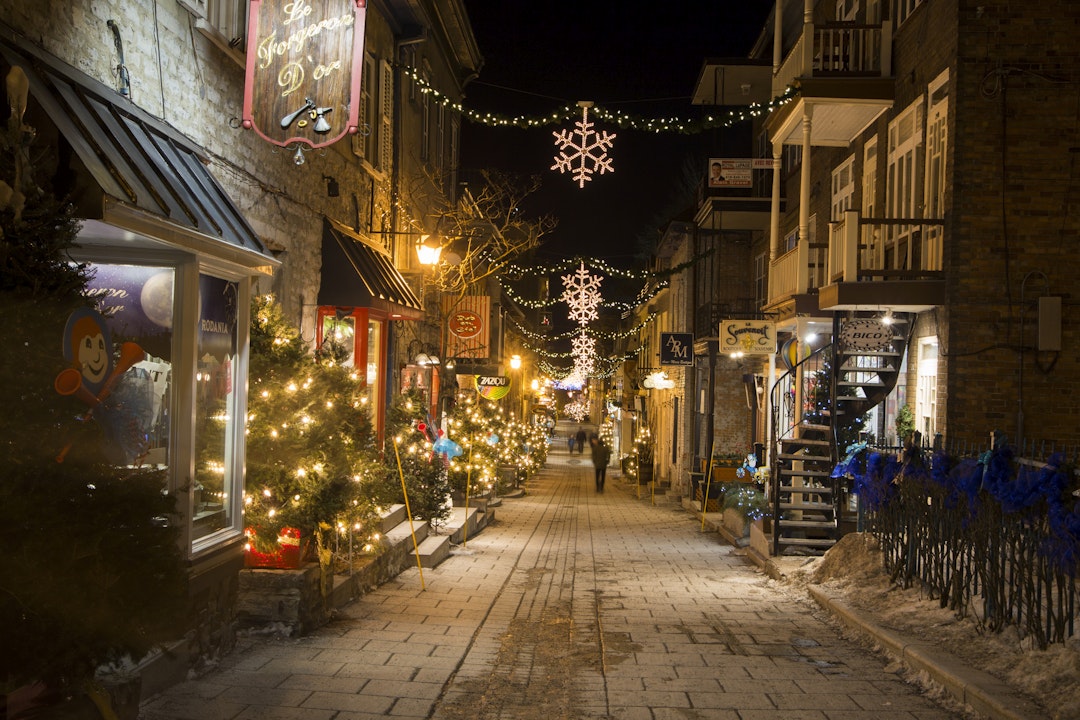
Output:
(2, 0), (480, 694)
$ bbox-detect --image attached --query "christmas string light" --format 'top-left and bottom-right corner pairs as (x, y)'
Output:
(396, 62), (798, 133)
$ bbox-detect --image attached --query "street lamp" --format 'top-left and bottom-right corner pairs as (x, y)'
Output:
(415, 234), (442, 265)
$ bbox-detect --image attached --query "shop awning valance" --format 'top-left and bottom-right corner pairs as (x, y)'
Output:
(0, 27), (277, 272)
(318, 218), (423, 319)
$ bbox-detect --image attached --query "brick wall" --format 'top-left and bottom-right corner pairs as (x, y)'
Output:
(948, 0), (1080, 446)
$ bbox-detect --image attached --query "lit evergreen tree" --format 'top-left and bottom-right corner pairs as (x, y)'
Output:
(1, 70), (186, 696)
(383, 389), (452, 531)
(240, 296), (381, 563)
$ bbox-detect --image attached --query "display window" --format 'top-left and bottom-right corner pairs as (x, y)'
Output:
(193, 274), (242, 545)
(317, 307), (387, 442)
(83, 261), (252, 555)
(84, 264), (175, 469)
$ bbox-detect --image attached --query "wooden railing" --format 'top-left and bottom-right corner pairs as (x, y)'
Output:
(827, 210), (945, 282)
(773, 21), (893, 96)
(767, 239), (828, 307)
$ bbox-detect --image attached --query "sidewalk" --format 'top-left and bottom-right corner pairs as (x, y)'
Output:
(638, 471), (1046, 720)
(138, 446), (1020, 719)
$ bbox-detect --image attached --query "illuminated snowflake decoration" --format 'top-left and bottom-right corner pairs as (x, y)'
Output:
(571, 330), (596, 359)
(552, 102), (616, 188)
(560, 262), (603, 325)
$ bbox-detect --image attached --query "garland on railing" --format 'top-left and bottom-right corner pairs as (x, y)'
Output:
(833, 440), (1080, 647)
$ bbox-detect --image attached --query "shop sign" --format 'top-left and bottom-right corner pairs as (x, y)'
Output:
(444, 296), (490, 359)
(243, 0), (367, 149)
(719, 319), (776, 355)
(839, 318), (894, 353)
(475, 375), (510, 400)
(660, 332), (694, 366)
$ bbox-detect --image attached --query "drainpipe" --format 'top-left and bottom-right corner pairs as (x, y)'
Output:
(106, 20), (131, 99)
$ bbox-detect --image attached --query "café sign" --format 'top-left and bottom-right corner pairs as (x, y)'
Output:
(243, 0), (366, 150)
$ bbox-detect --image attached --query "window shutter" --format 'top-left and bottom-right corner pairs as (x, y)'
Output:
(380, 60), (394, 173)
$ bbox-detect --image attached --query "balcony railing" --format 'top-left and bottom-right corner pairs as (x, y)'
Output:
(827, 210), (945, 282)
(774, 21), (893, 95)
(767, 239), (827, 306)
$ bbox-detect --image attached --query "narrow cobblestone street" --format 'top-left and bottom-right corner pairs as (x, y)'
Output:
(141, 446), (962, 720)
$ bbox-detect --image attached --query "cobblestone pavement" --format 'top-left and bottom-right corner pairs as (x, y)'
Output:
(140, 448), (962, 720)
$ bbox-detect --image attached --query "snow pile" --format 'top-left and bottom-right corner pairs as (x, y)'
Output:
(795, 532), (1080, 720)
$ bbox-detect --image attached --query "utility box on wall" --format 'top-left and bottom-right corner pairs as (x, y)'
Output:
(1038, 297), (1062, 352)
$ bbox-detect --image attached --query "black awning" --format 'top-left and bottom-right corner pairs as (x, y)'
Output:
(318, 218), (423, 319)
(0, 28), (274, 266)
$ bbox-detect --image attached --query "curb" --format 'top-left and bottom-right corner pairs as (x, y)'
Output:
(734, 550), (1045, 719)
(804, 585), (1046, 720)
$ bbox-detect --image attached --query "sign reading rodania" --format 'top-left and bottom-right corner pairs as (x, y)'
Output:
(243, 0), (367, 149)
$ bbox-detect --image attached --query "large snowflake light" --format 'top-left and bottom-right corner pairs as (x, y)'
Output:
(560, 262), (603, 325)
(552, 101), (616, 188)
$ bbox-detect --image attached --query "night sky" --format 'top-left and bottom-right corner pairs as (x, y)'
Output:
(459, 1), (775, 268)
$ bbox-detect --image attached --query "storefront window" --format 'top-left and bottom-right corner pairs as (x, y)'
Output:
(321, 313), (356, 367)
(366, 318), (383, 410)
(84, 264), (175, 468)
(193, 274), (241, 544)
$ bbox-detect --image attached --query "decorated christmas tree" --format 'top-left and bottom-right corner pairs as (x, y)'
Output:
(0, 67), (187, 697)
(240, 296), (381, 566)
(383, 389), (452, 531)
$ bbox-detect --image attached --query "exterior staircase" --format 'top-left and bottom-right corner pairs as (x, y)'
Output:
(770, 312), (912, 555)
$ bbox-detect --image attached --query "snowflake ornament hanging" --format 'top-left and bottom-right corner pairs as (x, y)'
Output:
(560, 262), (603, 325)
(552, 101), (616, 188)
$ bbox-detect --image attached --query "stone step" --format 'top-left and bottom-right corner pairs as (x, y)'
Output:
(410, 534), (451, 568)
(777, 537), (837, 547)
(385, 518), (429, 546)
(379, 504), (408, 534)
(444, 506), (494, 545)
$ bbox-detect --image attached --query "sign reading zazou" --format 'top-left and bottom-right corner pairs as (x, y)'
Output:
(243, 0), (367, 149)
(719, 319), (776, 355)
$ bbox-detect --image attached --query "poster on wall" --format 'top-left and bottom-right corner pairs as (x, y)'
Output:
(243, 0), (367, 150)
(707, 158), (752, 188)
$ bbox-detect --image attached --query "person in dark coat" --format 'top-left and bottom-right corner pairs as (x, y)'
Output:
(589, 433), (611, 492)
(575, 426), (587, 454)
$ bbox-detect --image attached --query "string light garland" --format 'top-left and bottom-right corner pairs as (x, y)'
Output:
(398, 62), (798, 134)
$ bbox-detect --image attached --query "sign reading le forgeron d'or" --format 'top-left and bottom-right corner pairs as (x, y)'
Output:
(243, 0), (367, 149)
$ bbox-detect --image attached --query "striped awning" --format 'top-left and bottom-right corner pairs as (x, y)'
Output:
(318, 218), (423, 319)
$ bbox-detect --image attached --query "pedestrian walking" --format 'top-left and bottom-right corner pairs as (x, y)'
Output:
(575, 426), (587, 455)
(589, 433), (610, 492)
(567, 433), (575, 454)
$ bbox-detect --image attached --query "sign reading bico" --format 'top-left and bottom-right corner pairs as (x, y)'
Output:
(243, 0), (367, 149)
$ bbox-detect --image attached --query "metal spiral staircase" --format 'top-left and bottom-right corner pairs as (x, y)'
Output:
(768, 312), (913, 555)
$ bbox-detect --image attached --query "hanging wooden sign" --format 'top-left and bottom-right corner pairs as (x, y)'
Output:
(243, 0), (366, 150)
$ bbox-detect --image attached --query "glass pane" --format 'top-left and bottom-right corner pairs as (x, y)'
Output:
(83, 264), (174, 468)
(366, 319), (382, 411)
(193, 274), (241, 544)
(321, 314), (356, 367)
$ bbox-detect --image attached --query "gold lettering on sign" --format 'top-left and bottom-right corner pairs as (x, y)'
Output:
(278, 62), (305, 97)
(312, 60), (341, 80)
(281, 0), (313, 25)
(257, 12), (354, 70)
